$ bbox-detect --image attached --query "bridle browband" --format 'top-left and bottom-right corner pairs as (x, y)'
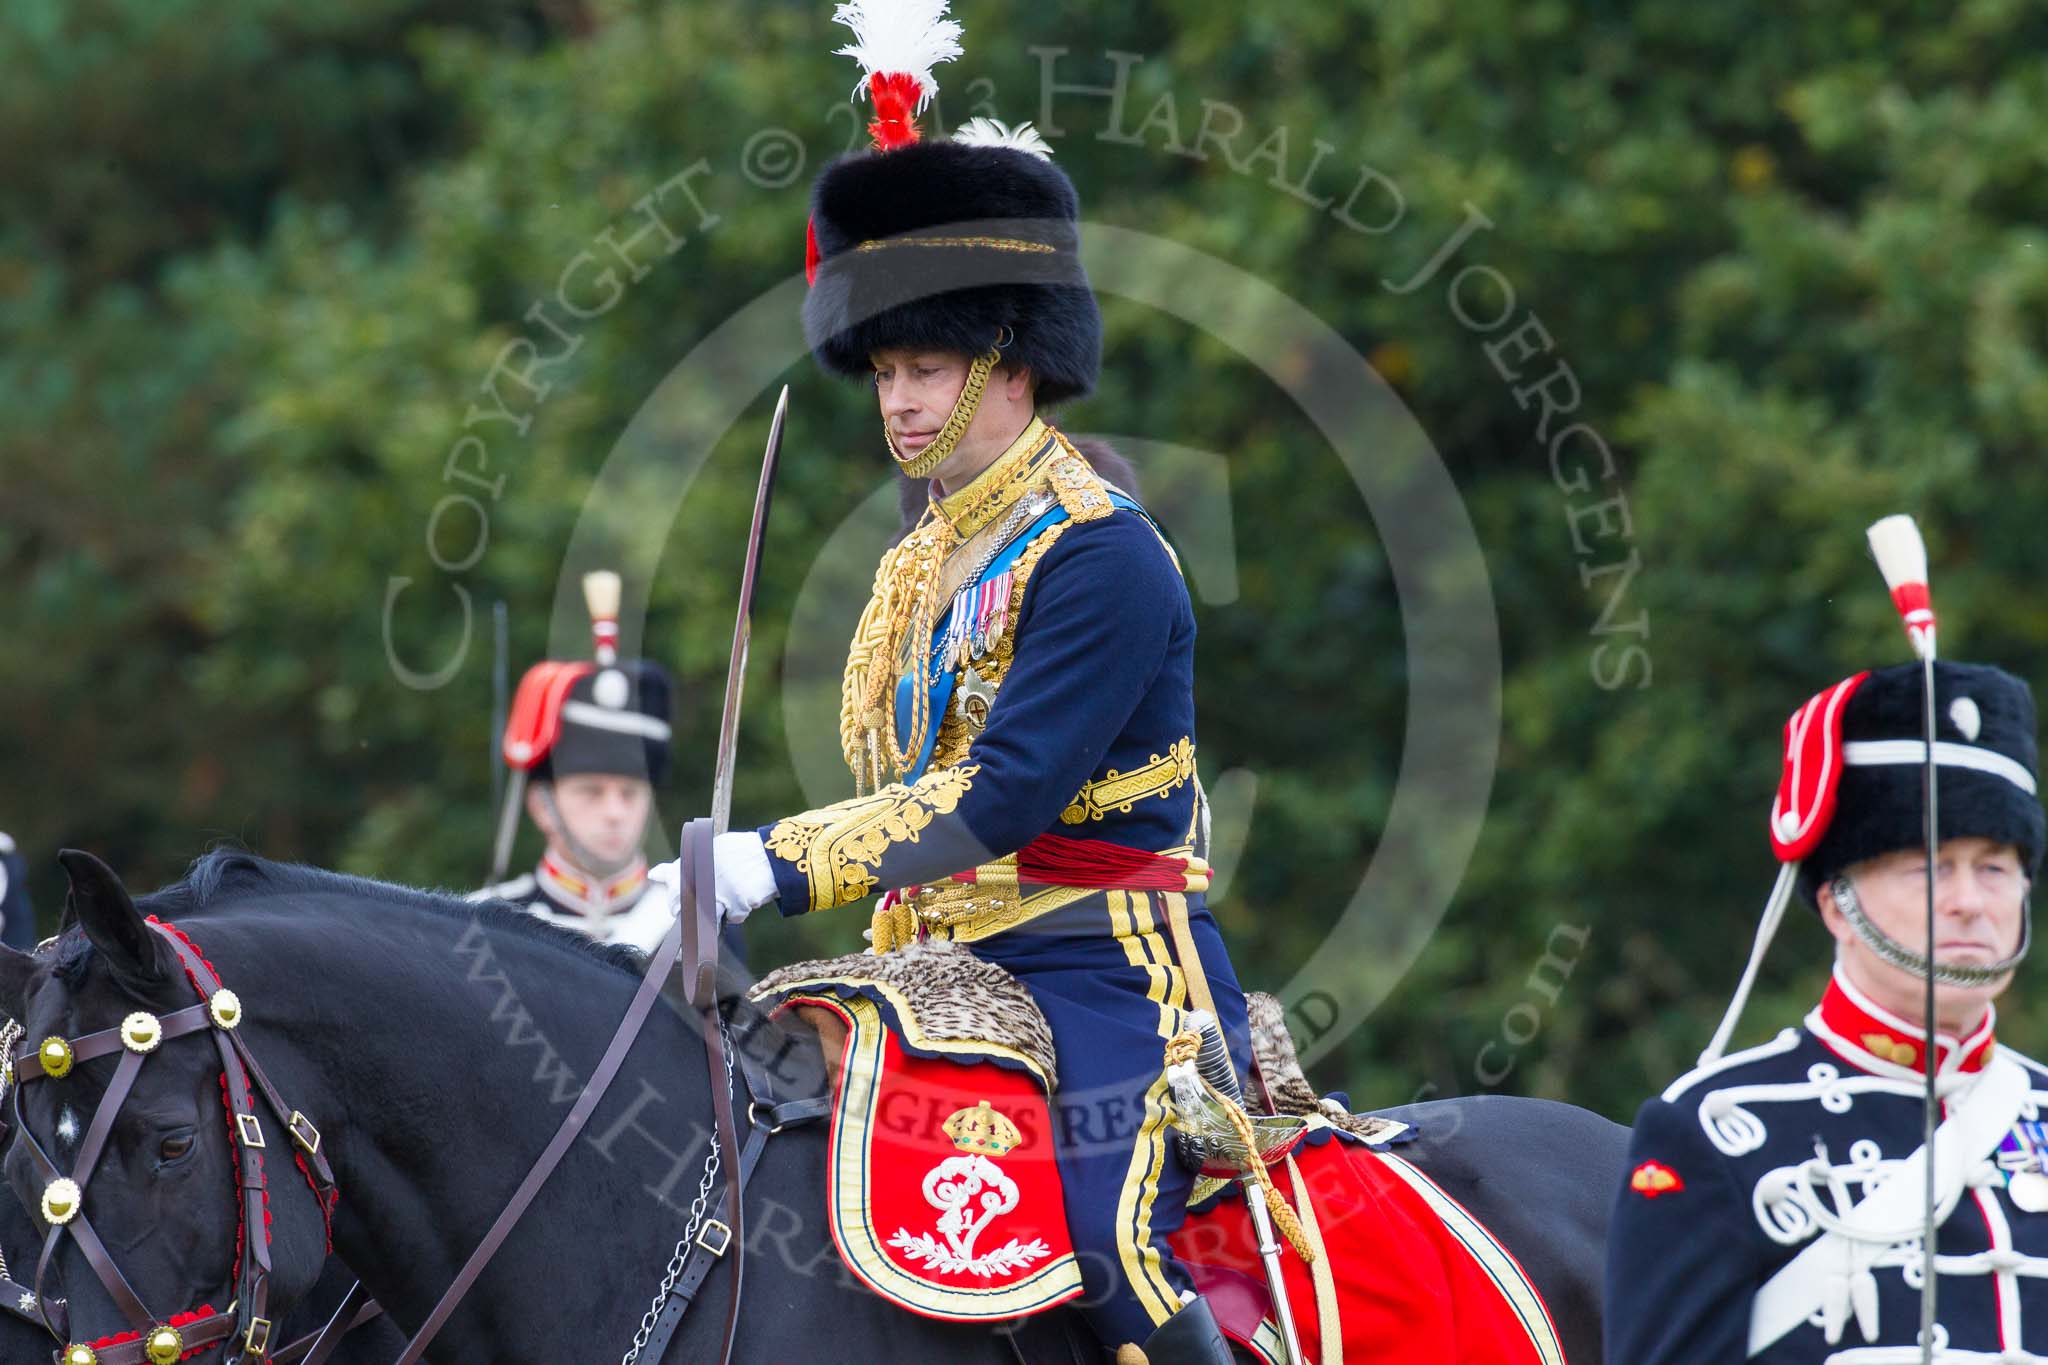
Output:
(9, 918), (336, 1365)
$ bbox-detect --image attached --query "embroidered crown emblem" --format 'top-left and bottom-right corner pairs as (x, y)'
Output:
(943, 1100), (1022, 1157)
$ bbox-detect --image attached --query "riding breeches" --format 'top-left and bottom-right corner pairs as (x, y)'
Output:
(964, 889), (1252, 1351)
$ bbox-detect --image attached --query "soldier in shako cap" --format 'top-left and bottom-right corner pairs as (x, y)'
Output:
(1607, 529), (2048, 1362)
(471, 572), (679, 955)
(682, 3), (1251, 1359)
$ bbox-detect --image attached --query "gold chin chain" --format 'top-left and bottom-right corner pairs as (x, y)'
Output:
(884, 347), (1000, 479)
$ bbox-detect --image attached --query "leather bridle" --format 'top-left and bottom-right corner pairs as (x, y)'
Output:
(8, 918), (335, 1365)
(3, 821), (823, 1365)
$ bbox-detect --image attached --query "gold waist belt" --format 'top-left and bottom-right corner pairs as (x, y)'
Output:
(869, 846), (1201, 952)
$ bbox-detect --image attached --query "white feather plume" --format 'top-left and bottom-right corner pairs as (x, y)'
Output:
(1866, 514), (1928, 593)
(831, 0), (962, 111)
(1867, 513), (1937, 659)
(581, 569), (622, 622)
(952, 116), (1055, 160)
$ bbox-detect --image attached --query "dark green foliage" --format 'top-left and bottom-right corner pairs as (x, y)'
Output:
(7, 0), (2046, 1121)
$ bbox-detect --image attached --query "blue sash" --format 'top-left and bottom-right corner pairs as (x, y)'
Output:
(894, 490), (1146, 783)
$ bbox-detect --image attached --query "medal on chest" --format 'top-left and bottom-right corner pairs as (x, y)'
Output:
(939, 571), (1014, 735)
(941, 570), (1016, 671)
(1998, 1120), (2048, 1211)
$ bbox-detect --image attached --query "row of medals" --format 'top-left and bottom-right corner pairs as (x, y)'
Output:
(943, 570), (1012, 732)
(932, 489), (1053, 734)
(2001, 1120), (2048, 1211)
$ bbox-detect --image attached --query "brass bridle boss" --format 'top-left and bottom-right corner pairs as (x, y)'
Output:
(8, 921), (334, 1365)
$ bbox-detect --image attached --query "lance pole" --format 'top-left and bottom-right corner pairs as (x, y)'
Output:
(1867, 513), (1939, 1365)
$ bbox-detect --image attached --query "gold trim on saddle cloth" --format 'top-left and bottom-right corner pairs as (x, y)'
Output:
(805, 993), (1085, 1320)
(1371, 1151), (1566, 1365)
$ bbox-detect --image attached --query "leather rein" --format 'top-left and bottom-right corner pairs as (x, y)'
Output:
(391, 817), (825, 1365)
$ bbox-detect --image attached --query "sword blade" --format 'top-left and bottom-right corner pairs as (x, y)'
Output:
(709, 384), (788, 836)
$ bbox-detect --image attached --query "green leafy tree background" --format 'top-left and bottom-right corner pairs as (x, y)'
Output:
(5, 0), (2046, 1123)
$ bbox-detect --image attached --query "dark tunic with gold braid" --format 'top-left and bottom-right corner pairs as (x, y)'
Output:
(755, 414), (1251, 1346)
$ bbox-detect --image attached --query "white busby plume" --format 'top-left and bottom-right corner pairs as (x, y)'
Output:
(1867, 513), (1937, 661)
(582, 569), (622, 665)
(953, 116), (1055, 161)
(831, 0), (962, 149)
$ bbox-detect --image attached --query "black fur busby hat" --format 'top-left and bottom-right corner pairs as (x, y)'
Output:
(1796, 660), (2044, 902)
(500, 572), (674, 789)
(542, 660), (673, 787)
(799, 0), (1100, 405)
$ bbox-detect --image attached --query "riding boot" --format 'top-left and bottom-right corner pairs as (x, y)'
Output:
(1120, 1296), (1235, 1365)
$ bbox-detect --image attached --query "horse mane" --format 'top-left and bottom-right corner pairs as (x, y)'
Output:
(120, 847), (648, 976)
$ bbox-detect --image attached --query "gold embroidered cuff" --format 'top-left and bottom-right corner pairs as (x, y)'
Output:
(764, 764), (981, 912)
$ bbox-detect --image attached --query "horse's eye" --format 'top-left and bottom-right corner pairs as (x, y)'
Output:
(159, 1132), (194, 1163)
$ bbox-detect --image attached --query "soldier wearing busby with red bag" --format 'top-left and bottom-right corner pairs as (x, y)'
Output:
(472, 571), (680, 955)
(1608, 519), (2048, 1363)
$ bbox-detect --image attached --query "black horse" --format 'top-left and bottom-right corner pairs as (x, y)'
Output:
(0, 851), (1625, 1362)
(0, 1174), (405, 1361)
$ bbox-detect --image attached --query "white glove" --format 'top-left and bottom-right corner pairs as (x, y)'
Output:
(649, 832), (778, 926)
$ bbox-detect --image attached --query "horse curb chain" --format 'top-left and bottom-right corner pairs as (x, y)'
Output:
(621, 1024), (734, 1365)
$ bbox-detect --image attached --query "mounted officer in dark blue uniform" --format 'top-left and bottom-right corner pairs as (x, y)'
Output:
(1607, 654), (2048, 1362)
(682, 5), (1249, 1360)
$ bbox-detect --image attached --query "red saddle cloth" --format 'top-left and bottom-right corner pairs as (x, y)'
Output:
(783, 988), (1562, 1363)
(791, 991), (1087, 1322)
(1170, 1141), (1564, 1365)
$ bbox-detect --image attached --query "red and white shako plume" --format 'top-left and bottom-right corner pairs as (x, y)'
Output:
(1868, 513), (1937, 661)
(831, 0), (963, 150)
(1867, 511), (1945, 1365)
(583, 570), (621, 665)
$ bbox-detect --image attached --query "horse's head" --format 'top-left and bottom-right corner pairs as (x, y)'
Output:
(0, 851), (331, 1361)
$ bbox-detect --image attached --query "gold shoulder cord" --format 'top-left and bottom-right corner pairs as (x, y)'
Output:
(842, 342), (1012, 793)
(837, 514), (956, 794)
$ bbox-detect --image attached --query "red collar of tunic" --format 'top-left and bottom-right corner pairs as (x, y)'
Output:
(1807, 967), (1997, 1077)
(537, 851), (649, 916)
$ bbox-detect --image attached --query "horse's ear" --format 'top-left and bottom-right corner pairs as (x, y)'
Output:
(59, 850), (176, 994)
(0, 944), (34, 1022)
